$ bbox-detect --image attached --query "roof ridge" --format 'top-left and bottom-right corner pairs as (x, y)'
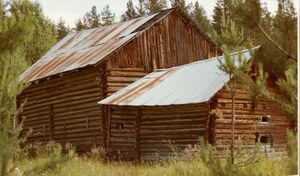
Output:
(153, 46), (260, 73)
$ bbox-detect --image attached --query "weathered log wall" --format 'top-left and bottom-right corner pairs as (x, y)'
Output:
(107, 10), (219, 72)
(211, 83), (290, 156)
(107, 104), (209, 160)
(18, 9), (220, 153)
(18, 66), (104, 152)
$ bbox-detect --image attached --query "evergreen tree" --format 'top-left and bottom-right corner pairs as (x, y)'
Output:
(212, 0), (232, 35)
(0, 1), (32, 174)
(169, 0), (191, 14)
(101, 5), (115, 26)
(75, 5), (101, 31)
(121, 0), (138, 22)
(212, 0), (223, 35)
(144, 0), (167, 13)
(86, 5), (101, 28)
(75, 18), (86, 31)
(136, 0), (146, 17)
(10, 0), (57, 64)
(191, 1), (211, 34)
(216, 14), (252, 164)
(56, 17), (70, 40)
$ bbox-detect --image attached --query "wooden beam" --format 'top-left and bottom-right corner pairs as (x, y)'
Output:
(135, 108), (142, 161)
(49, 104), (54, 140)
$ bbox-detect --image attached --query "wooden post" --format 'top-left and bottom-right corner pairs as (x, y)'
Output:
(101, 105), (107, 149)
(106, 106), (111, 154)
(135, 108), (142, 161)
(49, 105), (54, 140)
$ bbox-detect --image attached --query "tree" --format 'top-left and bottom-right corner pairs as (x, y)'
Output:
(10, 0), (57, 64)
(224, 0), (297, 125)
(75, 19), (86, 31)
(212, 0), (224, 35)
(87, 5), (101, 28)
(101, 5), (115, 26)
(215, 14), (252, 165)
(144, 0), (167, 13)
(75, 5), (101, 30)
(212, 0), (231, 35)
(169, 0), (191, 14)
(191, 1), (211, 34)
(56, 17), (70, 40)
(121, 0), (138, 22)
(136, 0), (146, 17)
(0, 1), (32, 174)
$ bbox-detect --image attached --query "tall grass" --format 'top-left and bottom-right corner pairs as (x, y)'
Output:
(10, 133), (297, 176)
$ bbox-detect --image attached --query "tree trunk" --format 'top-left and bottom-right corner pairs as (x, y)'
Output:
(231, 91), (235, 164)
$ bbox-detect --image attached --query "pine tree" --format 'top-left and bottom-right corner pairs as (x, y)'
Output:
(169, 0), (191, 14)
(121, 0), (138, 22)
(86, 5), (101, 28)
(136, 0), (146, 17)
(101, 5), (115, 26)
(212, 0), (232, 35)
(75, 18), (86, 31)
(9, 0), (57, 64)
(56, 17), (70, 40)
(0, 1), (32, 174)
(74, 5), (101, 31)
(216, 13), (253, 165)
(212, 0), (223, 35)
(191, 1), (211, 34)
(144, 0), (167, 13)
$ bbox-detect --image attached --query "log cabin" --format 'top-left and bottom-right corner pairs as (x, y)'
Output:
(17, 7), (220, 152)
(98, 47), (291, 160)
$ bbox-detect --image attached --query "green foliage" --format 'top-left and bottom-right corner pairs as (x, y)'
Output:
(212, 0), (231, 35)
(142, 0), (167, 13)
(191, 1), (211, 34)
(56, 18), (70, 40)
(169, 0), (191, 14)
(0, 1), (32, 175)
(10, 0), (57, 64)
(136, 0), (146, 17)
(221, 0), (297, 124)
(22, 143), (75, 176)
(75, 5), (101, 31)
(101, 5), (115, 26)
(121, 0), (138, 22)
(287, 130), (298, 174)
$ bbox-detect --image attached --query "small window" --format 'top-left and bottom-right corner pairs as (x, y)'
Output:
(255, 133), (272, 146)
(116, 123), (124, 130)
(243, 103), (247, 108)
(260, 136), (268, 144)
(261, 115), (271, 123)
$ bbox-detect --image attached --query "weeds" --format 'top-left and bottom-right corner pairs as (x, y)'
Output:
(9, 132), (297, 176)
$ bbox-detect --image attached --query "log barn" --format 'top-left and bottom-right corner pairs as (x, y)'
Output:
(17, 7), (220, 152)
(99, 47), (291, 160)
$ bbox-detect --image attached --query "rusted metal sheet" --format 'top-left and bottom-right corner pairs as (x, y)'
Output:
(99, 47), (259, 106)
(19, 13), (160, 82)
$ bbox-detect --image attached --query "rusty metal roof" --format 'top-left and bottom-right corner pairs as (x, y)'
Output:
(98, 47), (259, 106)
(19, 12), (166, 82)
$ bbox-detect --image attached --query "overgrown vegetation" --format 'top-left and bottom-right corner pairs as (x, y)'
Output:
(7, 134), (297, 176)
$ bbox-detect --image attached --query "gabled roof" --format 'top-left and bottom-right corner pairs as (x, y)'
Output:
(19, 7), (219, 83)
(19, 9), (175, 82)
(98, 46), (259, 106)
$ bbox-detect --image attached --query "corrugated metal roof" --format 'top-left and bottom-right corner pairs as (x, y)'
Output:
(98, 46), (260, 106)
(19, 12), (164, 82)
